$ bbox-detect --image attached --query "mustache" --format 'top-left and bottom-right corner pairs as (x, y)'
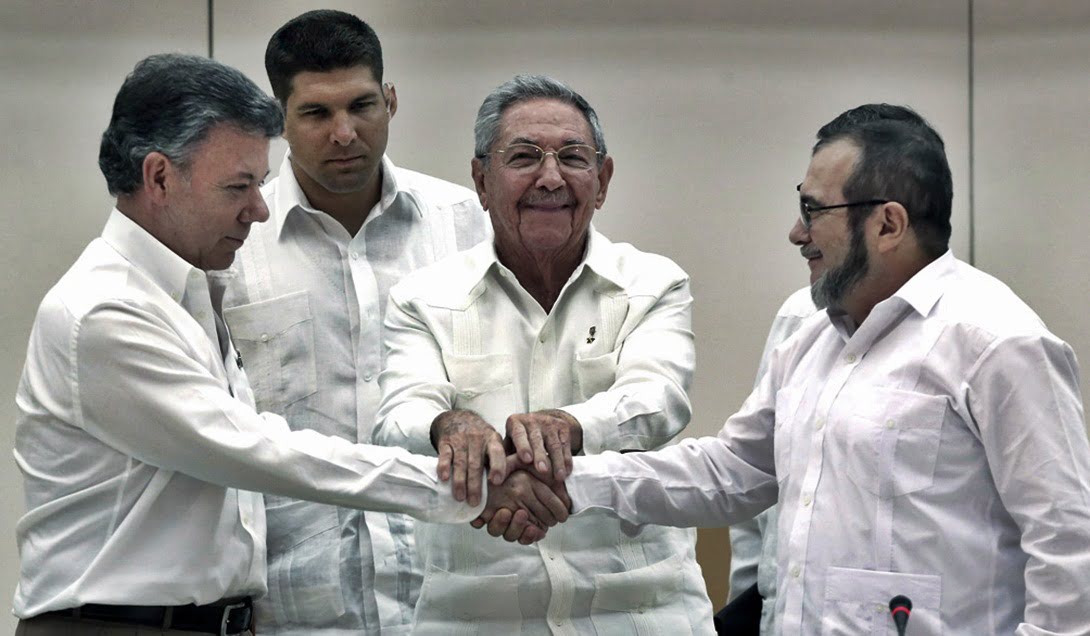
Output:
(800, 246), (822, 259)
(520, 191), (574, 207)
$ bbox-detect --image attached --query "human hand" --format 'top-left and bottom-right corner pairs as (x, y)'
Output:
(504, 409), (583, 482)
(470, 469), (571, 543)
(430, 409), (506, 507)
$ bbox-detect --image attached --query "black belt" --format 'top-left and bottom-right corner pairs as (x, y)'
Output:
(44, 597), (252, 635)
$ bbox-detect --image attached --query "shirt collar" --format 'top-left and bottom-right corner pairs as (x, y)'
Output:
(271, 152), (411, 239)
(579, 227), (625, 290)
(454, 225), (622, 297)
(827, 250), (956, 339)
(101, 208), (203, 306)
(891, 249), (956, 318)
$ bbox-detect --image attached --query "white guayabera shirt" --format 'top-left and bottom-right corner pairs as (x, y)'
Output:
(727, 286), (817, 635)
(222, 153), (490, 634)
(376, 229), (715, 635)
(13, 210), (482, 619)
(569, 252), (1090, 636)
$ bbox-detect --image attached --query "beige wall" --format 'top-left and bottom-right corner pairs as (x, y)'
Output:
(1, 0), (1086, 627)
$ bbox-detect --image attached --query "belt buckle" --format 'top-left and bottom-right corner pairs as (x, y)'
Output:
(219, 600), (250, 636)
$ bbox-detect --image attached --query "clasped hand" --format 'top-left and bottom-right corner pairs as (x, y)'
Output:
(430, 409), (581, 543)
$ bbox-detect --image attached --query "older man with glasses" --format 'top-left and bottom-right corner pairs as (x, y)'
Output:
(374, 74), (716, 634)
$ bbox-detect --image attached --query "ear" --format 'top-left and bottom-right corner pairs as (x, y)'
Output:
(873, 201), (910, 254)
(471, 156), (489, 210)
(384, 83), (398, 120)
(594, 155), (614, 209)
(141, 152), (173, 205)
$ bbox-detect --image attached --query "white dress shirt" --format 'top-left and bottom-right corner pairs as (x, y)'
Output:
(568, 252), (1090, 635)
(727, 287), (815, 636)
(13, 209), (482, 619)
(376, 229), (715, 635)
(221, 153), (489, 634)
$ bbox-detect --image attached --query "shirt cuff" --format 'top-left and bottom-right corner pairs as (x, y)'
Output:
(560, 403), (616, 455)
(413, 455), (488, 523)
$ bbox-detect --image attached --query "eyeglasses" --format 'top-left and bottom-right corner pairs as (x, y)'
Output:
(796, 184), (887, 229)
(486, 143), (602, 173)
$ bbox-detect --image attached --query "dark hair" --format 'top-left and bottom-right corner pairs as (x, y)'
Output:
(474, 74), (607, 164)
(265, 9), (383, 106)
(814, 104), (953, 257)
(98, 53), (282, 196)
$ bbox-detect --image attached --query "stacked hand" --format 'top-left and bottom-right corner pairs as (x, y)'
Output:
(430, 409), (582, 543)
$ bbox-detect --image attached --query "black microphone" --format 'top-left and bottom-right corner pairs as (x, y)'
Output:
(889, 595), (912, 636)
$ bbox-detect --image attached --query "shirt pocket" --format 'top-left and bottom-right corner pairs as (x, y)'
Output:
(223, 290), (318, 413)
(774, 386), (806, 484)
(839, 388), (947, 498)
(590, 553), (693, 636)
(412, 566), (521, 635)
(442, 352), (515, 429)
(822, 566), (942, 635)
(259, 500), (345, 626)
(571, 347), (621, 403)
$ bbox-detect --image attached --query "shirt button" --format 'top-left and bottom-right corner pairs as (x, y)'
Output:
(815, 417), (825, 430)
(260, 333), (269, 342)
(846, 353), (857, 363)
(886, 419), (895, 429)
(802, 493), (813, 506)
(791, 565), (801, 578)
(363, 374), (373, 382)
(539, 333), (547, 343)
(351, 252), (359, 260)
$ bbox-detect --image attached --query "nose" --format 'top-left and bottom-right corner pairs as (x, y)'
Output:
(533, 153), (565, 190)
(789, 216), (810, 246)
(241, 188), (270, 224)
(330, 111), (357, 146)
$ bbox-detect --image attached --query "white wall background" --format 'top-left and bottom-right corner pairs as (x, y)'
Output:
(1, 0), (1086, 626)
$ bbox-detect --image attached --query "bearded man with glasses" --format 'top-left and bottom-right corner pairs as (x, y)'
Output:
(521, 104), (1090, 635)
(374, 74), (716, 634)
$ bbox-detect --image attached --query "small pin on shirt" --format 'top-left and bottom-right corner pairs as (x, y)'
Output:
(587, 326), (597, 344)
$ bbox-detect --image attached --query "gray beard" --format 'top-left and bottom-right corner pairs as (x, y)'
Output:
(811, 224), (869, 311)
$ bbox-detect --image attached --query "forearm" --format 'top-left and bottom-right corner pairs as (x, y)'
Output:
(566, 436), (777, 529)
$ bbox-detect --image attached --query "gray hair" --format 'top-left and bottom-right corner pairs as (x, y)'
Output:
(473, 74), (607, 164)
(99, 53), (283, 196)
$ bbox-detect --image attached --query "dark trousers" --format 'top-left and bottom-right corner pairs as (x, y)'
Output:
(713, 582), (763, 636)
(16, 614), (254, 635)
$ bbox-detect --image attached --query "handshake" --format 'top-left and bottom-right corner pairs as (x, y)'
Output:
(429, 408), (581, 544)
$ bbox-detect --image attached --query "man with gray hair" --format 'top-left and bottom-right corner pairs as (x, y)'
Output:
(375, 74), (715, 633)
(12, 53), (512, 635)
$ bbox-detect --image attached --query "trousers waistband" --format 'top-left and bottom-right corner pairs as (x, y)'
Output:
(44, 597), (252, 635)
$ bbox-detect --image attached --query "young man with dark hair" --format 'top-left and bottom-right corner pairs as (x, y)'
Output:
(222, 10), (490, 634)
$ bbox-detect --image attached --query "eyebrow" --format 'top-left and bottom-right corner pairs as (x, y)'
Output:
(226, 170), (269, 183)
(295, 90), (381, 112)
(507, 136), (589, 147)
(796, 183), (822, 207)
